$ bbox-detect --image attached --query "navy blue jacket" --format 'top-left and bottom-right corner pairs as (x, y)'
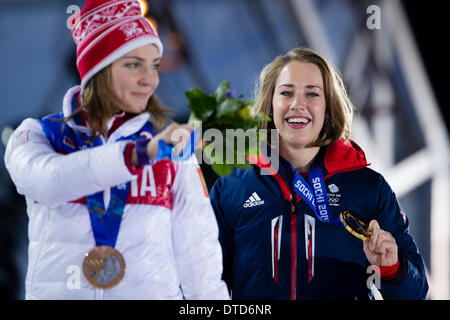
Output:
(210, 139), (428, 300)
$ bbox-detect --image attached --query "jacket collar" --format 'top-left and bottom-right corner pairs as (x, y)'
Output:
(250, 138), (369, 179)
(62, 85), (151, 141)
(248, 138), (369, 202)
(322, 138), (369, 178)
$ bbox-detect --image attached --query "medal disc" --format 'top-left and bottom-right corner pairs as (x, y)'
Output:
(339, 210), (370, 240)
(82, 246), (126, 289)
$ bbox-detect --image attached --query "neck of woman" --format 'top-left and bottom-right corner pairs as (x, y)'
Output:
(279, 142), (320, 173)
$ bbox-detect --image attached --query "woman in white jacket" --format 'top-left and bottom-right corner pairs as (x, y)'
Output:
(4, 0), (229, 300)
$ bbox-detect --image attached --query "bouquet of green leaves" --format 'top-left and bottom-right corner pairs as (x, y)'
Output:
(185, 80), (270, 176)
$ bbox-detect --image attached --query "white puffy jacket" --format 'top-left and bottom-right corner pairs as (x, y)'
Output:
(4, 86), (230, 300)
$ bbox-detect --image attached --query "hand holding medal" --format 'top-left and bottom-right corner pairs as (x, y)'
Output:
(363, 220), (399, 267)
(340, 210), (398, 267)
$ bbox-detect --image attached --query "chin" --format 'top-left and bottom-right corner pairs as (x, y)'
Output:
(283, 136), (315, 149)
(128, 104), (148, 114)
(138, 104), (148, 113)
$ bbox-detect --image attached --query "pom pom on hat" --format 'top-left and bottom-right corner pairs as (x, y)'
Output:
(69, 0), (163, 89)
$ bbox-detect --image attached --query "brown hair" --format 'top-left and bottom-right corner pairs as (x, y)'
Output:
(253, 48), (354, 147)
(64, 65), (169, 139)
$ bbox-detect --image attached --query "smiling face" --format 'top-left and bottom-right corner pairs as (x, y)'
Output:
(110, 44), (161, 114)
(272, 61), (326, 149)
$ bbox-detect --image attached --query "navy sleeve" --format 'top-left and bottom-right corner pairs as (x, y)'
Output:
(210, 177), (235, 296)
(374, 175), (429, 300)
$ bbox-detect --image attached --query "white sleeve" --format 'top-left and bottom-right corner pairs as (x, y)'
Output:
(4, 118), (136, 207)
(170, 155), (230, 300)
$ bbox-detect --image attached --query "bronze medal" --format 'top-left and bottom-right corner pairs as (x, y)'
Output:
(82, 246), (126, 289)
(339, 210), (370, 241)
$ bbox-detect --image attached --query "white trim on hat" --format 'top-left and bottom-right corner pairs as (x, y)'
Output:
(80, 35), (163, 90)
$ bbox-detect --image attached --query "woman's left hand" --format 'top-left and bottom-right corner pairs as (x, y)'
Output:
(363, 220), (398, 267)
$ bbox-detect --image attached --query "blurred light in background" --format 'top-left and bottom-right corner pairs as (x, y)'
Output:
(138, 0), (148, 16)
(1, 127), (14, 148)
(146, 16), (158, 31)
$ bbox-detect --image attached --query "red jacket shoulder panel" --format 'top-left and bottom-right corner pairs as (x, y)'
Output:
(324, 138), (369, 176)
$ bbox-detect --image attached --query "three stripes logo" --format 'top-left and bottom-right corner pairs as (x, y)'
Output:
(243, 192), (264, 208)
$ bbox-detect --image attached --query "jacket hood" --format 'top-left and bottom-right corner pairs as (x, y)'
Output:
(323, 138), (369, 177)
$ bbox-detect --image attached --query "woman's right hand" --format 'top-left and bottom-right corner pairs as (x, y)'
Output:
(146, 123), (200, 160)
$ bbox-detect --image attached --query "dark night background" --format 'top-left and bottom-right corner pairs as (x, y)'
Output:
(403, 1), (449, 131)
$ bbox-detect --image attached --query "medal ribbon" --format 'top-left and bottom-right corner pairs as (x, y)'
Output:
(75, 134), (131, 248)
(291, 161), (339, 224)
(86, 183), (130, 248)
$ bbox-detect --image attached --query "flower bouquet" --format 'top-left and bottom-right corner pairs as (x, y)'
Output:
(185, 80), (270, 176)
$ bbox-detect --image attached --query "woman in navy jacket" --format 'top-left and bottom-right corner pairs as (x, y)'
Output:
(210, 48), (428, 300)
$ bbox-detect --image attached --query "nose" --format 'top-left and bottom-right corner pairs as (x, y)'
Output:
(138, 66), (159, 89)
(290, 93), (307, 110)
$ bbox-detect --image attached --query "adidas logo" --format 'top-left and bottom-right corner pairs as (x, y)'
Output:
(243, 192), (265, 208)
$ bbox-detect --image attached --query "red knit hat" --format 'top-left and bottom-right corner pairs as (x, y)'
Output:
(69, 0), (163, 89)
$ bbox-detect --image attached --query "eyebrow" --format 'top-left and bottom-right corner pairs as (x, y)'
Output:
(120, 56), (161, 63)
(278, 84), (323, 90)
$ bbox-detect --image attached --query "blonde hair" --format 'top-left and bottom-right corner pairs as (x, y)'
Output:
(253, 48), (354, 147)
(65, 65), (169, 139)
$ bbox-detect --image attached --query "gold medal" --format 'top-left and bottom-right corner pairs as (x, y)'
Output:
(82, 246), (126, 289)
(339, 210), (370, 240)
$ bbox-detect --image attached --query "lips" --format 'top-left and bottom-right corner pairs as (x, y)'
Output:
(131, 92), (150, 99)
(285, 116), (311, 129)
